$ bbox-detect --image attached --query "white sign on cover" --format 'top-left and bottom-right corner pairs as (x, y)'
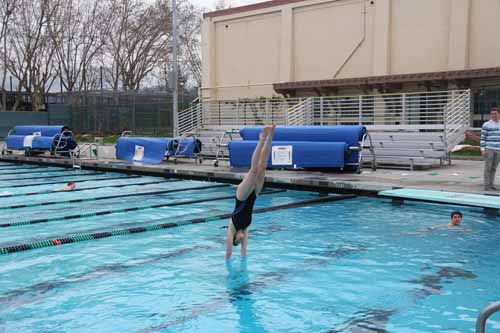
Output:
(23, 132), (42, 148)
(272, 145), (292, 165)
(133, 145), (145, 161)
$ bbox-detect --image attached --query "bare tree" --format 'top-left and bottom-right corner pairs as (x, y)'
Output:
(0, 0), (17, 111)
(177, 3), (202, 87)
(1, 0), (206, 114)
(48, 0), (109, 94)
(6, 0), (59, 111)
(214, 0), (232, 10)
(102, 0), (170, 91)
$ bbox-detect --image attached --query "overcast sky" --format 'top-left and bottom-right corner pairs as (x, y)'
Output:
(190, 0), (268, 12)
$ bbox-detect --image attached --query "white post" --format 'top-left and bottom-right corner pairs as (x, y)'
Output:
(358, 95), (363, 125)
(236, 101), (240, 126)
(265, 99), (270, 124)
(320, 97), (324, 125)
(401, 93), (406, 125)
(443, 91), (449, 152)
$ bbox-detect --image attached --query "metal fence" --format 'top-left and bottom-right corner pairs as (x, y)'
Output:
(0, 111), (49, 139)
(50, 91), (195, 136)
(179, 90), (470, 133)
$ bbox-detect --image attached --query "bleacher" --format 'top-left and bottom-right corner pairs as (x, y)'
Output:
(178, 90), (471, 171)
(363, 130), (448, 170)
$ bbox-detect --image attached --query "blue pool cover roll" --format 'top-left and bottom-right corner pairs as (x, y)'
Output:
(116, 137), (172, 164)
(239, 126), (366, 147)
(13, 125), (67, 137)
(228, 141), (348, 168)
(5, 135), (26, 150)
(6, 125), (77, 151)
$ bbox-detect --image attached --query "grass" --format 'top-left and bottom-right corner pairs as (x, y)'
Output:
(451, 149), (481, 157)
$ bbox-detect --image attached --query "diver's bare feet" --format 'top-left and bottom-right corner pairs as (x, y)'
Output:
(259, 124), (276, 141)
(259, 126), (271, 141)
(269, 124), (276, 137)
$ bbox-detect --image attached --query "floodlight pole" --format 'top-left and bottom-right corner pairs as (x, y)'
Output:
(172, 0), (178, 137)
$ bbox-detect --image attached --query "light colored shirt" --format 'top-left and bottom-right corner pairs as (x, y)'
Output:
(480, 120), (500, 152)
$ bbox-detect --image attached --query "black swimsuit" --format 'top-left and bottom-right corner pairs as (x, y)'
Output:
(231, 191), (257, 231)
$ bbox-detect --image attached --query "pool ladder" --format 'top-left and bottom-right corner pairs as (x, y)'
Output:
(70, 142), (98, 169)
(476, 301), (500, 333)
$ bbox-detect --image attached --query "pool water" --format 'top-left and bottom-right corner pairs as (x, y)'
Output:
(0, 162), (499, 332)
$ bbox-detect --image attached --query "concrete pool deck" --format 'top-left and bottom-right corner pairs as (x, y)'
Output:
(0, 151), (493, 197)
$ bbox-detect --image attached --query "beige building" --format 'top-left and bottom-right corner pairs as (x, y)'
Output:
(201, 0), (500, 126)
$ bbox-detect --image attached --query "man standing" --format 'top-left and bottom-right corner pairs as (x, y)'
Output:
(480, 107), (500, 191)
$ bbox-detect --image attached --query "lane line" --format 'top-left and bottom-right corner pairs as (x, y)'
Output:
(0, 194), (355, 255)
(0, 175), (142, 189)
(0, 171), (105, 182)
(0, 184), (236, 228)
(0, 184), (230, 210)
(0, 179), (181, 199)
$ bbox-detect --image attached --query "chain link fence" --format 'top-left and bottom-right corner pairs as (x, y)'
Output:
(48, 91), (195, 137)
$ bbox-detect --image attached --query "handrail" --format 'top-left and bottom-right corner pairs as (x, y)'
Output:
(169, 131), (202, 164)
(287, 98), (313, 126)
(121, 130), (132, 137)
(476, 301), (500, 333)
(443, 90), (470, 153)
(70, 142), (98, 168)
(179, 103), (202, 135)
(213, 129), (239, 167)
(53, 130), (74, 156)
(358, 132), (376, 173)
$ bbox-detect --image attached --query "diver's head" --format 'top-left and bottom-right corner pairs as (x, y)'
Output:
(233, 229), (245, 246)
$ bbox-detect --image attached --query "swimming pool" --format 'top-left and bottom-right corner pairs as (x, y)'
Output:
(0, 162), (499, 332)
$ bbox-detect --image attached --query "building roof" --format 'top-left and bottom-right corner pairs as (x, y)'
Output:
(273, 67), (500, 95)
(203, 0), (308, 19)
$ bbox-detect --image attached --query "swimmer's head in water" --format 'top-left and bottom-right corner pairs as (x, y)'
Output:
(232, 230), (245, 246)
(66, 182), (76, 191)
(450, 211), (462, 226)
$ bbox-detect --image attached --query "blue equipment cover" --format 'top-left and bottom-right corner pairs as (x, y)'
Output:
(228, 141), (348, 168)
(6, 135), (27, 150)
(239, 126), (366, 147)
(169, 138), (202, 157)
(6, 125), (77, 151)
(52, 134), (78, 151)
(116, 137), (172, 164)
(13, 125), (67, 137)
(31, 136), (56, 149)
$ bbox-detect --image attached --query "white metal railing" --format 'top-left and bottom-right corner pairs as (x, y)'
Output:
(443, 90), (471, 152)
(197, 98), (303, 128)
(177, 90), (470, 144)
(178, 103), (202, 135)
(311, 90), (468, 127)
(287, 97), (313, 126)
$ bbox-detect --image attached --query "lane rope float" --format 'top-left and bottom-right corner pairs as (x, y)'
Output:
(0, 179), (181, 199)
(0, 165), (50, 171)
(0, 184), (239, 228)
(0, 169), (72, 176)
(0, 175), (142, 189)
(0, 171), (104, 182)
(0, 183), (231, 210)
(0, 194), (356, 255)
